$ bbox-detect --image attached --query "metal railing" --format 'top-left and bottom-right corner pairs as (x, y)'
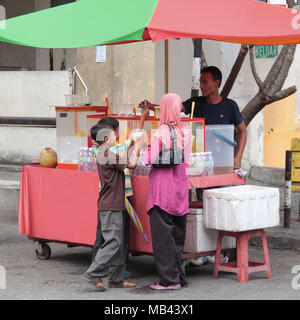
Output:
(0, 117), (56, 127)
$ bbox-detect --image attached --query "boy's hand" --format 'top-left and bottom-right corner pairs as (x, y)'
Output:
(130, 130), (147, 146)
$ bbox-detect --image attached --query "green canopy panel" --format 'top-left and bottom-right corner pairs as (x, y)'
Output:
(0, 0), (157, 48)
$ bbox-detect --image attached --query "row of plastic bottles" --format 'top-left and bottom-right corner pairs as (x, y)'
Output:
(189, 151), (214, 176)
(77, 147), (214, 175)
(77, 147), (98, 172)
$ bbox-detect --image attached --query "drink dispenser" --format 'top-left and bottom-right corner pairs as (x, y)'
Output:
(55, 106), (108, 169)
(183, 118), (205, 153)
(205, 124), (234, 174)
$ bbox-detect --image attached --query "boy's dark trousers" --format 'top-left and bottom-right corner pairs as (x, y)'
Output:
(91, 210), (130, 263)
(85, 210), (129, 283)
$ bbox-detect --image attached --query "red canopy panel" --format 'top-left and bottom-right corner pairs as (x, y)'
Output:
(147, 0), (300, 45)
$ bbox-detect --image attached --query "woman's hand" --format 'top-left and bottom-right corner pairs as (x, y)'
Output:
(138, 100), (157, 111)
(139, 108), (150, 129)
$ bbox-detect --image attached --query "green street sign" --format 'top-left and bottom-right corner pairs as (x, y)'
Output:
(255, 45), (278, 58)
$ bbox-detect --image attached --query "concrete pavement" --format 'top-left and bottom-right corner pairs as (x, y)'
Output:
(0, 164), (300, 300)
(0, 222), (300, 300)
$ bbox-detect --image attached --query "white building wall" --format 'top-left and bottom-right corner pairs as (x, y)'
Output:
(0, 126), (57, 164)
(155, 39), (194, 103)
(0, 71), (71, 117)
(0, 71), (71, 163)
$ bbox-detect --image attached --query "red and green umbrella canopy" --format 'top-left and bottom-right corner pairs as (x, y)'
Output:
(0, 0), (300, 48)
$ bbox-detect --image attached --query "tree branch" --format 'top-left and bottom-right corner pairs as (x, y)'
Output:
(269, 45), (296, 95)
(249, 46), (264, 92)
(221, 44), (250, 98)
(242, 85), (297, 127)
(263, 45), (288, 89)
(272, 85), (297, 101)
(236, 84), (296, 130)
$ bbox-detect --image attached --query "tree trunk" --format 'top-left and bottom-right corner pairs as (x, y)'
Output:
(241, 44), (297, 127)
(241, 0), (298, 127)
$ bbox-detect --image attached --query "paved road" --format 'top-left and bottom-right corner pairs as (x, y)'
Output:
(0, 222), (299, 300)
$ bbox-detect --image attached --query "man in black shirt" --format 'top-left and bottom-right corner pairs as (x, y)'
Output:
(182, 95), (243, 125)
(182, 66), (247, 168)
(139, 66), (247, 168)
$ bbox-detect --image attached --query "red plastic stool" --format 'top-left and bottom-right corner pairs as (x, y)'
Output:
(214, 229), (272, 283)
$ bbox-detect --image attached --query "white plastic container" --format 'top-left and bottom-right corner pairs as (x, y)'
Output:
(183, 208), (236, 253)
(205, 124), (234, 168)
(57, 136), (87, 164)
(56, 107), (107, 165)
(203, 185), (280, 232)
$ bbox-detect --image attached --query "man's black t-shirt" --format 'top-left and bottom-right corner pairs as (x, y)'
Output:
(183, 96), (243, 125)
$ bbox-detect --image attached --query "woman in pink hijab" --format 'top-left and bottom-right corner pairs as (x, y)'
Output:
(143, 93), (191, 290)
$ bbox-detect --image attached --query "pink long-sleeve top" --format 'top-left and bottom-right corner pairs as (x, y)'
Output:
(143, 125), (191, 216)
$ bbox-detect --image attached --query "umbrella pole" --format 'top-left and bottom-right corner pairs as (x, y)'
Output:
(165, 39), (169, 94)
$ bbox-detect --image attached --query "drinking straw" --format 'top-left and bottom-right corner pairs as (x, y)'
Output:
(212, 129), (237, 147)
(190, 101), (195, 128)
(105, 96), (112, 116)
(189, 101), (196, 152)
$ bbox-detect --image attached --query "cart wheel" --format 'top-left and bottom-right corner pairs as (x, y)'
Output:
(35, 243), (51, 260)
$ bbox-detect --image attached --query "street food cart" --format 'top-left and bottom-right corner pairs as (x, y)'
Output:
(18, 110), (245, 260)
(19, 164), (244, 260)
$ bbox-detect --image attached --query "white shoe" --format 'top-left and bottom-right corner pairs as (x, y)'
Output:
(220, 254), (229, 264)
(190, 256), (210, 266)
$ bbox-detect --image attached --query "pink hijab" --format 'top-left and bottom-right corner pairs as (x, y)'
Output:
(156, 93), (189, 149)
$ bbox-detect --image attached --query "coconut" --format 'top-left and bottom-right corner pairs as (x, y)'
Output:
(39, 147), (57, 168)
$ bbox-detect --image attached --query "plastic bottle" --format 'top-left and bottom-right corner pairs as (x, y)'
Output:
(88, 148), (98, 172)
(203, 151), (214, 176)
(202, 152), (209, 176)
(198, 152), (205, 175)
(207, 151), (214, 176)
(189, 153), (195, 175)
(82, 147), (89, 172)
(77, 147), (85, 171)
